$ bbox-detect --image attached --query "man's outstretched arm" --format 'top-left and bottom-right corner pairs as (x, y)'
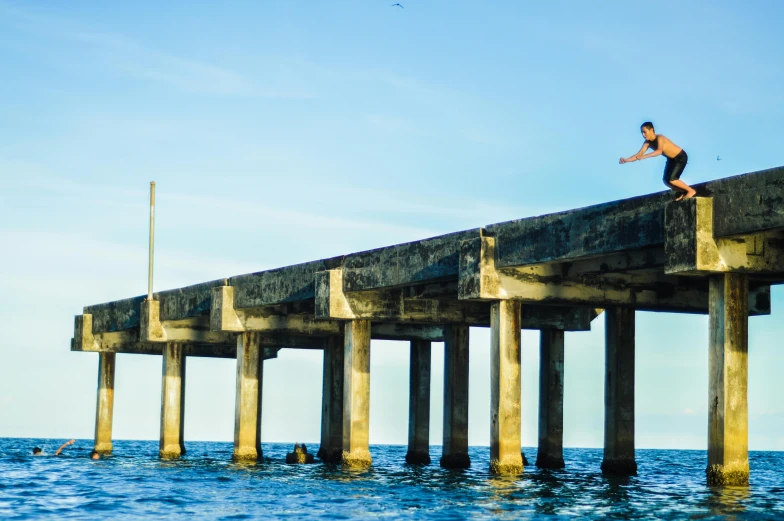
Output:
(620, 142), (658, 163)
(54, 439), (75, 456)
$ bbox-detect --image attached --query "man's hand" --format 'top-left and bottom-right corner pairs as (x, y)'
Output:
(619, 157), (628, 164)
(68, 440), (75, 445)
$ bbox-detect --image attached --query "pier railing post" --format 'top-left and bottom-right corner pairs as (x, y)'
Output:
(707, 273), (749, 485)
(490, 300), (523, 475)
(318, 335), (344, 463)
(94, 352), (115, 454)
(233, 332), (264, 461)
(406, 340), (432, 464)
(601, 307), (637, 475)
(160, 343), (186, 458)
(441, 324), (470, 468)
(537, 328), (565, 469)
(342, 320), (372, 468)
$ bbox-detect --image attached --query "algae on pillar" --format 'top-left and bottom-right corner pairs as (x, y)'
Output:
(160, 343), (186, 458)
(536, 328), (565, 469)
(318, 336), (344, 463)
(601, 308), (637, 475)
(490, 300), (523, 475)
(405, 340), (432, 465)
(707, 273), (749, 486)
(94, 352), (115, 454)
(441, 324), (470, 469)
(234, 332), (264, 462)
(342, 320), (372, 468)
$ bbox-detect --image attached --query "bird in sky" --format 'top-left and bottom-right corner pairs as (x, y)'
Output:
(391, 3), (404, 7)
(717, 155), (722, 161)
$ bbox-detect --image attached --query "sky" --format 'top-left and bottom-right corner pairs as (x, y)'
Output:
(1, 0), (783, 451)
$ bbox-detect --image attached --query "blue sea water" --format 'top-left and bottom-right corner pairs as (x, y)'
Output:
(1, 439), (782, 520)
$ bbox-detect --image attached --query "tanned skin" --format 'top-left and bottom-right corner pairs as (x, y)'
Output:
(620, 126), (697, 200)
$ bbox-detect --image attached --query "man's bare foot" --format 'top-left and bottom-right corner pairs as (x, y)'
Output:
(675, 193), (686, 201)
(683, 190), (697, 199)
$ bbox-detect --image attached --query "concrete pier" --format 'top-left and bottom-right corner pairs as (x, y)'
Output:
(159, 343), (186, 458)
(233, 332), (263, 461)
(405, 340), (432, 464)
(441, 324), (470, 469)
(318, 336), (344, 463)
(536, 329), (565, 469)
(707, 274), (749, 486)
(490, 300), (523, 475)
(342, 320), (372, 468)
(93, 352), (115, 454)
(601, 308), (637, 475)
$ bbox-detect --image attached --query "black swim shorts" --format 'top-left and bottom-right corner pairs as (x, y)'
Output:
(663, 150), (688, 183)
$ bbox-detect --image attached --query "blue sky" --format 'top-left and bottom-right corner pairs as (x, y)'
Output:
(1, 1), (782, 451)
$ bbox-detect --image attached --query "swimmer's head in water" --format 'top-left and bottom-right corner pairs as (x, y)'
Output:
(89, 451), (100, 460)
(640, 122), (655, 140)
(32, 447), (42, 455)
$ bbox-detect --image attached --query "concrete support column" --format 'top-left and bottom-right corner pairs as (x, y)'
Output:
(318, 336), (344, 463)
(490, 300), (523, 475)
(601, 308), (637, 475)
(233, 332), (264, 461)
(93, 352), (115, 454)
(406, 340), (432, 464)
(159, 343), (186, 458)
(441, 324), (470, 468)
(707, 273), (749, 486)
(342, 320), (372, 468)
(537, 328), (565, 469)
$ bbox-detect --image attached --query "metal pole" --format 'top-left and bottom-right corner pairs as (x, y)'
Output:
(148, 181), (155, 301)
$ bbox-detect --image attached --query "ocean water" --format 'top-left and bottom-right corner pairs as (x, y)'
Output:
(1, 439), (782, 520)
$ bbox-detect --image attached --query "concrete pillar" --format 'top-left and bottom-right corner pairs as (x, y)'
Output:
(441, 324), (470, 468)
(490, 300), (523, 475)
(233, 332), (264, 461)
(318, 336), (344, 463)
(601, 308), (637, 475)
(159, 343), (186, 458)
(537, 328), (565, 469)
(405, 340), (432, 464)
(342, 320), (372, 468)
(93, 352), (115, 454)
(707, 273), (749, 486)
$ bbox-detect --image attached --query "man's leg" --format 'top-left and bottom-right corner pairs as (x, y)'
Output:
(670, 179), (697, 199)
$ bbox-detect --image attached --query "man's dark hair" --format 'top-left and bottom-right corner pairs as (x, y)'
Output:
(641, 121), (654, 131)
(32, 447), (42, 454)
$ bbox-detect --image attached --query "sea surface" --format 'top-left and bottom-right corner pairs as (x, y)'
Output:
(1, 439), (782, 520)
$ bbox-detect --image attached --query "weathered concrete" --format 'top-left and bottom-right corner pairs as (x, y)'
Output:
(665, 198), (784, 276)
(318, 336), (344, 463)
(405, 340), (432, 465)
(707, 274), (749, 486)
(536, 329), (565, 469)
(141, 299), (166, 342)
(233, 332), (263, 461)
(459, 236), (771, 314)
(341, 320), (372, 468)
(489, 300), (523, 475)
(441, 324), (470, 469)
(601, 308), (637, 475)
(93, 352), (115, 454)
(159, 343), (186, 458)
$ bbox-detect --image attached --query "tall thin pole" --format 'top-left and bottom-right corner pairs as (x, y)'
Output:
(148, 181), (156, 301)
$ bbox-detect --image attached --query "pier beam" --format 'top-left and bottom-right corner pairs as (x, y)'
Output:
(318, 336), (344, 463)
(159, 343), (186, 458)
(93, 352), (115, 454)
(342, 320), (372, 468)
(406, 340), (432, 464)
(441, 324), (471, 468)
(707, 273), (749, 486)
(601, 308), (637, 475)
(490, 300), (523, 475)
(233, 332), (264, 461)
(536, 329), (565, 469)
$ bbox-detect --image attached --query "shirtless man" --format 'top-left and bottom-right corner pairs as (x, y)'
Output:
(620, 122), (697, 200)
(32, 439), (75, 456)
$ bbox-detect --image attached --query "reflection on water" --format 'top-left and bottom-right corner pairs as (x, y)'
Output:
(1, 441), (782, 520)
